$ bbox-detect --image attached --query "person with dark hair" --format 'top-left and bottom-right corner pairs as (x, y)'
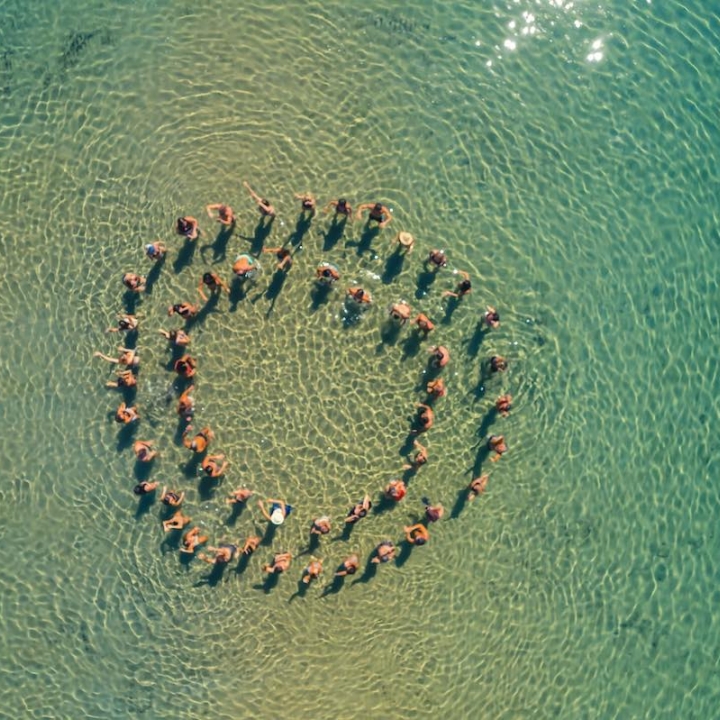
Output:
(346, 286), (373, 306)
(426, 378), (447, 400)
(262, 551), (292, 574)
(490, 355), (508, 373)
(105, 370), (137, 389)
(404, 523), (429, 546)
(302, 558), (323, 585)
(167, 302), (199, 320)
(325, 197), (352, 218)
(389, 300), (411, 324)
(243, 181), (275, 217)
(443, 270), (472, 299)
(226, 487), (253, 506)
(133, 480), (158, 496)
(201, 453), (228, 478)
(488, 435), (507, 462)
(403, 440), (428, 472)
(496, 394), (512, 417)
(122, 273), (146, 293)
(310, 516), (331, 536)
(176, 216), (199, 240)
(345, 494), (372, 523)
(355, 201), (392, 228)
(384, 479), (406, 502)
(413, 404), (434, 434)
(93, 347), (139, 368)
(467, 474), (488, 501)
(176, 384), (194, 421)
(428, 345), (450, 369)
(262, 246), (293, 272)
(182, 425), (213, 454)
(161, 486), (185, 508)
(115, 402), (139, 424)
(371, 540), (395, 564)
(180, 527), (208, 554)
(335, 554), (360, 577)
(199, 543), (238, 565)
(197, 271), (229, 301)
(426, 249), (448, 270)
(241, 535), (261, 555)
(133, 440), (157, 463)
(173, 354), (197, 379)
(483, 306), (501, 329)
(316, 263), (340, 286)
(158, 327), (191, 347)
(106, 314), (138, 334)
(162, 510), (191, 532)
(413, 313), (435, 336)
(422, 498), (444, 523)
(294, 191), (316, 217)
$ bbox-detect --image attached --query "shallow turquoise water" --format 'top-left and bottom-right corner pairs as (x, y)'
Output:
(1, 0), (720, 718)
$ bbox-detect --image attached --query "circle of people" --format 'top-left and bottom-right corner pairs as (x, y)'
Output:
(93, 181), (513, 589)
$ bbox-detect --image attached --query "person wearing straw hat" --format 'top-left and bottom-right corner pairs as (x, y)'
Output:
(257, 498), (293, 526)
(392, 231), (414, 254)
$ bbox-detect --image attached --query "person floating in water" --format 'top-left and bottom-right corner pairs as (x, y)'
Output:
(426, 377), (447, 400)
(302, 557), (323, 585)
(163, 510), (191, 532)
(384, 478), (407, 502)
(428, 345), (450, 369)
(105, 369), (137, 389)
(404, 523), (429, 546)
(355, 201), (392, 228)
(167, 301), (199, 321)
(93, 347), (139, 368)
(294, 191), (316, 218)
(158, 327), (191, 347)
(489, 355), (508, 373)
(115, 402), (139, 424)
(413, 403), (434, 434)
(133, 440), (157, 463)
(226, 487), (254, 506)
(176, 216), (199, 240)
(199, 544), (238, 565)
(495, 394), (512, 417)
(488, 434), (507, 462)
(161, 486), (185, 508)
(371, 540), (396, 564)
(257, 498), (293, 526)
(106, 314), (138, 334)
(201, 453), (228, 478)
(483, 306), (500, 329)
(335, 554), (360, 577)
(243, 181), (276, 218)
(180, 527), (209, 555)
(389, 300), (411, 324)
(422, 498), (444, 523)
(262, 551), (292, 574)
(345, 494), (372, 523)
(310, 516), (331, 536)
(324, 197), (352, 219)
(262, 246), (293, 272)
(241, 535), (261, 555)
(413, 313), (435, 336)
(182, 425), (214, 454)
(346, 286), (373, 307)
(426, 249), (448, 270)
(443, 270), (472, 299)
(205, 202), (236, 226)
(403, 439), (428, 472)
(177, 384), (194, 421)
(316, 263), (340, 286)
(133, 480), (158, 496)
(467, 474), (488, 501)
(145, 241), (166, 261)
(122, 272), (146, 293)
(198, 271), (229, 301)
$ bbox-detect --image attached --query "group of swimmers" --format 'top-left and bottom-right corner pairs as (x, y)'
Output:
(92, 181), (514, 589)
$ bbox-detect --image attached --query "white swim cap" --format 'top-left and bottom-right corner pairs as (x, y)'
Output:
(270, 508), (285, 526)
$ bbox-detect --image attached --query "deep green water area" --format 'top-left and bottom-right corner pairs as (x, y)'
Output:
(1, 1), (719, 718)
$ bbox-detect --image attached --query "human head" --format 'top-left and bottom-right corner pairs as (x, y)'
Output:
(203, 272), (214, 284)
(373, 202), (382, 212)
(338, 197), (347, 207)
(133, 484), (144, 495)
(270, 507), (285, 525)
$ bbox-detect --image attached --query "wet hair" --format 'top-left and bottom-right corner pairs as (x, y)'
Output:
(373, 202), (382, 211)
(459, 280), (472, 292)
(346, 564), (357, 574)
(133, 484), (144, 495)
(202, 272), (214, 284)
(261, 199), (270, 206)
(414, 536), (427, 546)
(338, 197), (347, 206)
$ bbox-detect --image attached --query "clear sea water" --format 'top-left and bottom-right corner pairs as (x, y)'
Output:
(1, 0), (719, 718)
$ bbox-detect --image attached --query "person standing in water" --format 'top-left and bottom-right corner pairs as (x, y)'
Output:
(243, 181), (276, 218)
(355, 201), (392, 228)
